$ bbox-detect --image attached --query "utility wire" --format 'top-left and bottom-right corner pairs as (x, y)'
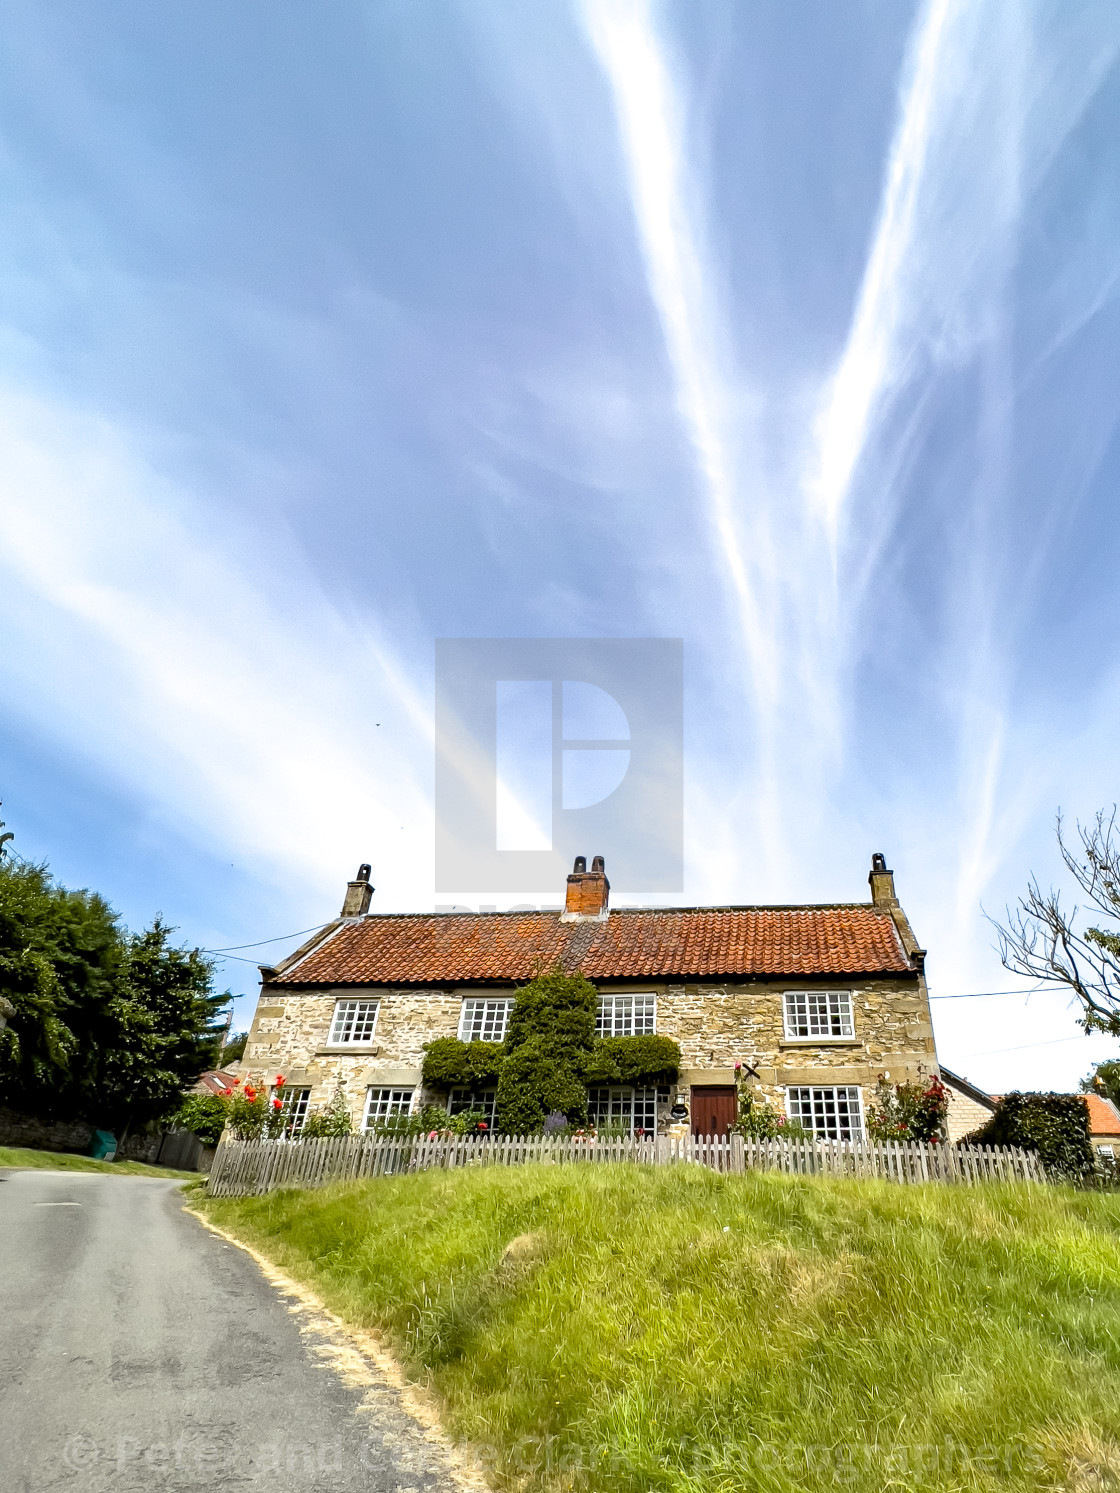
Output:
(201, 924), (330, 954)
(928, 986), (1047, 1001)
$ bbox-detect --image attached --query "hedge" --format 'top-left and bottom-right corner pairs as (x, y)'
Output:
(421, 1038), (504, 1090)
(964, 1092), (1097, 1179)
(586, 1035), (681, 1087)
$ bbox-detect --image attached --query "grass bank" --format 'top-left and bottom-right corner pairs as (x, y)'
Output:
(199, 1165), (1120, 1493)
(0, 1144), (195, 1178)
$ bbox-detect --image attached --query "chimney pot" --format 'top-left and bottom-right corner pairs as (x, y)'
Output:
(561, 853), (610, 922)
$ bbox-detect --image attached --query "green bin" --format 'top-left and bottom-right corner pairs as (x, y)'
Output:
(89, 1129), (117, 1161)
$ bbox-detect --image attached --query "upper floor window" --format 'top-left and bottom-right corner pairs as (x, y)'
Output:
(596, 993), (656, 1037)
(328, 999), (380, 1045)
(458, 998), (512, 1043)
(783, 990), (854, 1041)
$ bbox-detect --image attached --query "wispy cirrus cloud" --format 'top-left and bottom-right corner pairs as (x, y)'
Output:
(0, 387), (434, 917)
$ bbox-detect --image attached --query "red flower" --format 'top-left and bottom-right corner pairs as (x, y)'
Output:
(478, 1122), (488, 1131)
(231, 1077), (241, 1086)
(271, 1098), (282, 1109)
(221, 1088), (233, 1097)
(275, 1075), (285, 1087)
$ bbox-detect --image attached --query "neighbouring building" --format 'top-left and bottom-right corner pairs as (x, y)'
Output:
(940, 1067), (998, 1143)
(1085, 1093), (1120, 1159)
(242, 852), (939, 1141)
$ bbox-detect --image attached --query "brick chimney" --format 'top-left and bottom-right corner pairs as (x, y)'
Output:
(340, 863), (373, 918)
(560, 854), (610, 923)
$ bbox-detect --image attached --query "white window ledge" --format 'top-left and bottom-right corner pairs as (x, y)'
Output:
(779, 1037), (861, 1047)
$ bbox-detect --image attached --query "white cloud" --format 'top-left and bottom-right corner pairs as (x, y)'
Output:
(0, 387), (434, 914)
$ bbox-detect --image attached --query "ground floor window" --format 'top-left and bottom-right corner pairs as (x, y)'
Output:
(587, 1086), (668, 1136)
(785, 1085), (863, 1141)
(447, 1088), (497, 1125)
(273, 1086), (310, 1136)
(363, 1087), (415, 1129)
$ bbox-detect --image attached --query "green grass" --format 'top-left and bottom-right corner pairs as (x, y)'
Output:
(0, 1144), (195, 1179)
(199, 1166), (1120, 1493)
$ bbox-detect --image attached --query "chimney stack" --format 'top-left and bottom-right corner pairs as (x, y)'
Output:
(560, 854), (610, 922)
(868, 852), (897, 906)
(341, 863), (374, 918)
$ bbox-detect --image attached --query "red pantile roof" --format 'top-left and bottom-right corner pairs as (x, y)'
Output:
(1085, 1093), (1120, 1138)
(275, 905), (914, 986)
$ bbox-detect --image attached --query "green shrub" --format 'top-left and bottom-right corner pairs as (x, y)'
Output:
(732, 1089), (809, 1140)
(421, 1037), (504, 1090)
(965, 1092), (1097, 1179)
(496, 1039), (589, 1134)
(495, 966), (599, 1135)
(586, 1034), (680, 1086)
(301, 1081), (353, 1138)
(173, 1092), (228, 1148)
(866, 1072), (949, 1143)
(503, 965), (598, 1056)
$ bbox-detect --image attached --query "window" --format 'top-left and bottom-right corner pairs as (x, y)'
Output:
(328, 999), (380, 1045)
(1099, 1145), (1115, 1159)
(273, 1086), (310, 1136)
(587, 1086), (667, 1135)
(783, 990), (854, 1040)
(448, 1088), (497, 1125)
(596, 993), (656, 1037)
(458, 999), (512, 1043)
(786, 1086), (863, 1141)
(363, 1087), (415, 1128)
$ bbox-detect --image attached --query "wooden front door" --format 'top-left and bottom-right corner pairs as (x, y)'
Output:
(691, 1086), (737, 1136)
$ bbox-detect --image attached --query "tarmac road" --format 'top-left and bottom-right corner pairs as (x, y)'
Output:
(0, 1169), (474, 1492)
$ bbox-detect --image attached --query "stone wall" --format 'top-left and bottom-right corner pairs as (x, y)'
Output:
(0, 1106), (163, 1163)
(248, 974), (937, 1131)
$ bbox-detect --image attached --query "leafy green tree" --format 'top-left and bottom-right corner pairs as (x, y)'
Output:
(495, 965), (598, 1134)
(1083, 1059), (1120, 1108)
(0, 857), (120, 1118)
(94, 919), (227, 1135)
(0, 840), (227, 1135)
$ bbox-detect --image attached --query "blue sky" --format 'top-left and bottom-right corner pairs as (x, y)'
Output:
(1, 0), (1119, 1092)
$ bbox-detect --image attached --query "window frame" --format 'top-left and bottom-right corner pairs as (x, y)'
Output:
(785, 1085), (864, 1142)
(447, 1088), (498, 1125)
(457, 998), (513, 1044)
(586, 1085), (668, 1136)
(272, 1085), (311, 1136)
(326, 997), (381, 1046)
(595, 992), (658, 1038)
(362, 1086), (416, 1129)
(782, 989), (856, 1042)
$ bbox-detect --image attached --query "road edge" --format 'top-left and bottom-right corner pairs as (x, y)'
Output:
(182, 1200), (495, 1493)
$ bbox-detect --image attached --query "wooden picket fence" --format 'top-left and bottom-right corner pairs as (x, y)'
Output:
(206, 1130), (1047, 1198)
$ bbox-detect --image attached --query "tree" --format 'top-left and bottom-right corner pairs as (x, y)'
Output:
(0, 856), (121, 1118)
(0, 837), (227, 1134)
(1082, 1058), (1120, 1109)
(93, 919), (227, 1136)
(993, 810), (1120, 1037)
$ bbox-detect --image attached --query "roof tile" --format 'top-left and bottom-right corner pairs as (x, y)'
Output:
(278, 905), (913, 986)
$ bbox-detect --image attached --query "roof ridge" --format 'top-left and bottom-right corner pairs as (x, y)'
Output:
(344, 902), (882, 920)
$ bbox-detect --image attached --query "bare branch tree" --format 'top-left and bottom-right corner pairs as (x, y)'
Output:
(992, 810), (1120, 1038)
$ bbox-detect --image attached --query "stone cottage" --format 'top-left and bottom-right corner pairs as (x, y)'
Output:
(242, 853), (938, 1139)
